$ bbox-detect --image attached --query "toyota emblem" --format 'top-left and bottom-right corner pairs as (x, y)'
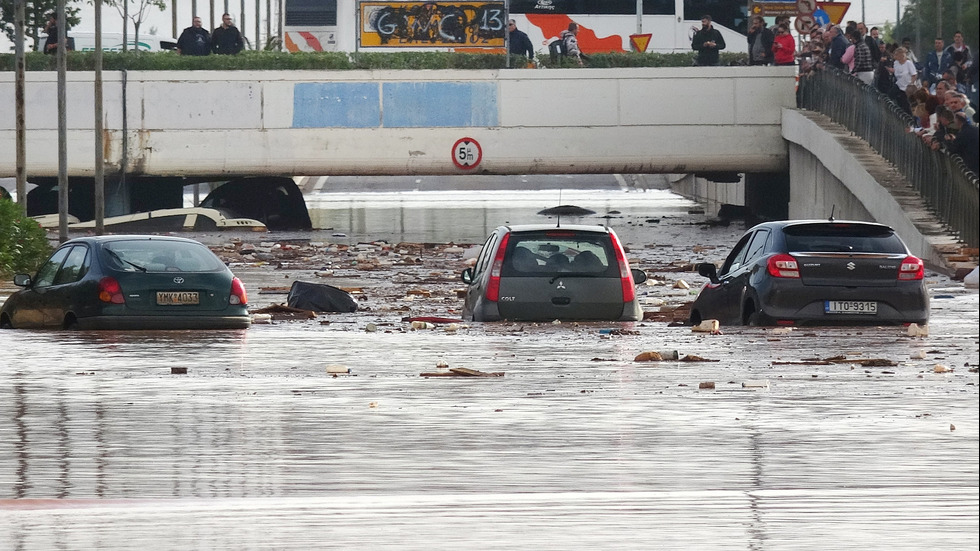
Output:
(173, 277), (185, 284)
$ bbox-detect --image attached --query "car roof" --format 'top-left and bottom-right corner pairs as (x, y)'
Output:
(497, 224), (612, 234)
(749, 219), (895, 232)
(63, 235), (207, 245)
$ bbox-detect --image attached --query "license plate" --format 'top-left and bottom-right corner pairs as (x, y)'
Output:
(825, 300), (877, 314)
(157, 291), (200, 305)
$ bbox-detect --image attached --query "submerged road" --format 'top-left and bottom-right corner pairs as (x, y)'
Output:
(0, 194), (977, 550)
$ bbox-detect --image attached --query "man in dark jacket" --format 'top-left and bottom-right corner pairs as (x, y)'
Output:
(825, 25), (849, 70)
(940, 111), (979, 175)
(212, 13), (245, 55)
(508, 19), (534, 61)
(43, 12), (69, 54)
(176, 16), (210, 56)
(692, 15), (726, 66)
(747, 15), (774, 65)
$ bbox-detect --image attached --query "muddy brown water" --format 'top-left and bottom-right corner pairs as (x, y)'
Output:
(1, 189), (977, 550)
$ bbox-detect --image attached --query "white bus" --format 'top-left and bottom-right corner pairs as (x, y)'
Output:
(282, 0), (748, 54)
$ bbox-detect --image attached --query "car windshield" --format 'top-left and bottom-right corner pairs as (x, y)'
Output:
(102, 240), (224, 273)
(502, 231), (614, 277)
(783, 224), (907, 254)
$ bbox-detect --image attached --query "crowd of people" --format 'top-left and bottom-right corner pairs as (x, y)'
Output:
(791, 20), (978, 176)
(176, 14), (245, 56)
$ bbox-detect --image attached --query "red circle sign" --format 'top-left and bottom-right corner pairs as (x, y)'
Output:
(452, 137), (482, 170)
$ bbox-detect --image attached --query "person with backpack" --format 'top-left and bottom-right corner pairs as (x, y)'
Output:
(560, 22), (585, 66)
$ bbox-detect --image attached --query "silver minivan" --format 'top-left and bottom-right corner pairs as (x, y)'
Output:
(460, 224), (647, 322)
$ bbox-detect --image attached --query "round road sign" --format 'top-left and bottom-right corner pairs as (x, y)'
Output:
(796, 0), (817, 15)
(452, 137), (482, 170)
(795, 14), (816, 34)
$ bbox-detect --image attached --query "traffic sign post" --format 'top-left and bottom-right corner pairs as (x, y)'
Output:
(452, 137), (482, 170)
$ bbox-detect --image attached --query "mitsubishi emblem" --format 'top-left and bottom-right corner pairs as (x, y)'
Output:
(556, 280), (566, 289)
(846, 262), (856, 271)
(173, 277), (185, 284)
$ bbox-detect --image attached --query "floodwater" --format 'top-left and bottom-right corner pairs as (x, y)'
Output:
(1, 186), (978, 550)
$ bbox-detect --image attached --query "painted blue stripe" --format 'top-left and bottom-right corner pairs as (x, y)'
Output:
(382, 82), (498, 127)
(292, 82), (380, 128)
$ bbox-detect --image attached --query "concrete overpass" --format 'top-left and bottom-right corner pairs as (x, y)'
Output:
(0, 67), (793, 178)
(1, 66), (975, 272)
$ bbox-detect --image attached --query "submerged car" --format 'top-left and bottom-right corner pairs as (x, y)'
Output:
(689, 220), (929, 327)
(1, 235), (250, 330)
(460, 224), (647, 321)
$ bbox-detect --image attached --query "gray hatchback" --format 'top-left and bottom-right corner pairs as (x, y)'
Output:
(689, 220), (930, 326)
(460, 224), (647, 321)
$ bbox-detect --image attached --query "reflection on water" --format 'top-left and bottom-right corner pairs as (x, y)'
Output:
(2, 188), (977, 550)
(306, 189), (698, 243)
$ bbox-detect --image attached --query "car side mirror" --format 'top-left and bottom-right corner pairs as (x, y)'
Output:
(631, 268), (647, 285)
(697, 262), (720, 284)
(13, 274), (31, 287)
(461, 267), (474, 285)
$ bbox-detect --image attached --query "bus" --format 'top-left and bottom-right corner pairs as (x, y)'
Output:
(283, 0), (748, 54)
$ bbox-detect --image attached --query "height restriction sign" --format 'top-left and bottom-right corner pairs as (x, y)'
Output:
(452, 137), (482, 170)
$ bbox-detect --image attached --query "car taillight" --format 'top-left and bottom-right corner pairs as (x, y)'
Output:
(898, 255), (924, 280)
(485, 232), (510, 302)
(767, 254), (800, 278)
(98, 277), (125, 304)
(608, 231), (636, 302)
(230, 277), (248, 305)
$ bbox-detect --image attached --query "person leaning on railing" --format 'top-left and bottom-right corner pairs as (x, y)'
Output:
(928, 109), (979, 176)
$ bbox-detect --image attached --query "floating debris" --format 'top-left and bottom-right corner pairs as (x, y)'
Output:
(537, 205), (596, 216)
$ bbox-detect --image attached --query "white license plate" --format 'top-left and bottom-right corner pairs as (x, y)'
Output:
(825, 300), (877, 314)
(157, 291), (200, 305)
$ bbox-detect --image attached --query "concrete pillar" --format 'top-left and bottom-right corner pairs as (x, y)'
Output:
(745, 172), (789, 220)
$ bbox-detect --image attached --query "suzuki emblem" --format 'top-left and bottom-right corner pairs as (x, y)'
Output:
(556, 280), (566, 289)
(173, 277), (185, 284)
(846, 262), (856, 271)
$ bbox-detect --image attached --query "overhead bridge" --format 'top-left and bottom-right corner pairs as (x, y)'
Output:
(0, 67), (794, 178)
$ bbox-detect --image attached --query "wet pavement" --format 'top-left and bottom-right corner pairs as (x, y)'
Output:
(1, 188), (977, 550)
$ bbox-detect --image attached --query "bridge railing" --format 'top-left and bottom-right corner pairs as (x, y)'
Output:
(797, 68), (978, 249)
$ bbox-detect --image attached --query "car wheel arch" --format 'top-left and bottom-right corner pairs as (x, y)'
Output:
(63, 312), (79, 330)
(689, 309), (703, 326)
(741, 297), (758, 326)
(0, 313), (12, 329)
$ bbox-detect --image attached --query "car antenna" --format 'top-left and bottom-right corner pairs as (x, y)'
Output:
(828, 205), (836, 222)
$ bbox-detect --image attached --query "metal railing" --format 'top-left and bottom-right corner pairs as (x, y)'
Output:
(797, 68), (978, 249)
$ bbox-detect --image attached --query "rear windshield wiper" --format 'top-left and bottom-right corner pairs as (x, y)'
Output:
(105, 248), (147, 272)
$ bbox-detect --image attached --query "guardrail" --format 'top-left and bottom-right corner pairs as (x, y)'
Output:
(797, 68), (978, 249)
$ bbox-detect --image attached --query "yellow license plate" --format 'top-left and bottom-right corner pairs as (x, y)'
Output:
(157, 291), (200, 305)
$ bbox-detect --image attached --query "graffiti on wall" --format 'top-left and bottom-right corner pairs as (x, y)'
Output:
(359, 2), (505, 48)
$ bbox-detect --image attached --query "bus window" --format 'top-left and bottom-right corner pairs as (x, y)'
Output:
(684, 0), (748, 34)
(511, 1), (674, 15)
(285, 0), (338, 26)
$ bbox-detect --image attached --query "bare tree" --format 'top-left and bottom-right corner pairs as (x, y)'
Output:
(99, 0), (166, 51)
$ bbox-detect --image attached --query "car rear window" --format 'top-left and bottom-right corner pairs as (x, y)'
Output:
(783, 224), (907, 254)
(102, 240), (225, 273)
(502, 231), (615, 277)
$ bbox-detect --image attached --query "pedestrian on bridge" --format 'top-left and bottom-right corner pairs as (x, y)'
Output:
(747, 15), (774, 66)
(212, 13), (245, 55)
(692, 15), (725, 66)
(508, 19), (535, 64)
(177, 17), (211, 56)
